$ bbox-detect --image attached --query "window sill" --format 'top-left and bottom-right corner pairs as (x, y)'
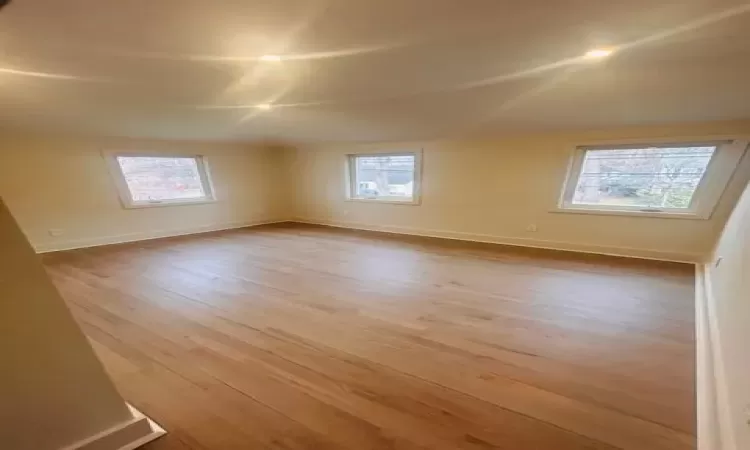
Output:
(345, 197), (421, 206)
(550, 206), (709, 220)
(123, 199), (217, 209)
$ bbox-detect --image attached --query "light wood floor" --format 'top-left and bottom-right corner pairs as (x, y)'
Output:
(43, 223), (696, 450)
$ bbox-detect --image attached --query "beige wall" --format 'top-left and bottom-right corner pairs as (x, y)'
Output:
(0, 135), (288, 252)
(707, 180), (750, 450)
(1, 122), (748, 261)
(0, 198), (134, 450)
(287, 121), (750, 262)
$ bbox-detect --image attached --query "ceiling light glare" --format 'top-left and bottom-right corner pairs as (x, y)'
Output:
(584, 48), (614, 59)
(256, 103), (272, 110)
(260, 55), (282, 62)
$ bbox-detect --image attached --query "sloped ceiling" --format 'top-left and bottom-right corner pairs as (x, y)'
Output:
(0, 0), (749, 142)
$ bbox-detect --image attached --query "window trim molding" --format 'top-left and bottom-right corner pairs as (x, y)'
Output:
(344, 150), (423, 206)
(555, 139), (748, 220)
(103, 150), (217, 209)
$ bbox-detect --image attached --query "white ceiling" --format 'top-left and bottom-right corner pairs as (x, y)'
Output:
(1, 0), (749, 143)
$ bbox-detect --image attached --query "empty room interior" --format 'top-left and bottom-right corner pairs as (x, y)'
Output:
(2, 1), (750, 450)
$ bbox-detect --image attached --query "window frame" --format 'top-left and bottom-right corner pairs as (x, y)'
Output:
(105, 151), (217, 209)
(556, 140), (747, 219)
(345, 150), (423, 205)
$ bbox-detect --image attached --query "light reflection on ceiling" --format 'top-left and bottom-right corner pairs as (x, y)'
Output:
(0, 1), (748, 142)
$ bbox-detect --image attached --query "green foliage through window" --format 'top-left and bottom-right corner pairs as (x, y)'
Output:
(572, 146), (715, 209)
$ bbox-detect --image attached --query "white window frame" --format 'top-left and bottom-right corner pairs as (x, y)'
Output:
(104, 151), (216, 209)
(345, 150), (423, 205)
(556, 140), (747, 219)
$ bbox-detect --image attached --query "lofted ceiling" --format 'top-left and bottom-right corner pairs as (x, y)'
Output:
(0, 0), (749, 143)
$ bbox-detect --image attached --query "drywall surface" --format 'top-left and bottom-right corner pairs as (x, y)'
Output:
(707, 180), (750, 450)
(287, 122), (750, 262)
(0, 198), (133, 450)
(0, 135), (288, 251)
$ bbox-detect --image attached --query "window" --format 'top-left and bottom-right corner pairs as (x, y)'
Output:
(107, 154), (215, 208)
(347, 152), (422, 204)
(559, 141), (746, 218)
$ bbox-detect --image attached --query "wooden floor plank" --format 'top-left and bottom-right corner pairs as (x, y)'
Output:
(43, 223), (696, 450)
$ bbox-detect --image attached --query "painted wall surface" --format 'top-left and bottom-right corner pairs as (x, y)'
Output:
(287, 122), (750, 262)
(0, 198), (134, 450)
(0, 135), (288, 251)
(707, 181), (750, 450)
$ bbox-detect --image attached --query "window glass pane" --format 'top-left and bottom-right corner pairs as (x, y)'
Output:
(572, 146), (715, 209)
(117, 156), (207, 202)
(354, 155), (415, 200)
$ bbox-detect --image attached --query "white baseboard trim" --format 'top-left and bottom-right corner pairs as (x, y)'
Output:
(60, 404), (165, 450)
(35, 218), (290, 253)
(291, 218), (702, 263)
(697, 264), (736, 450)
(696, 265), (721, 450)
